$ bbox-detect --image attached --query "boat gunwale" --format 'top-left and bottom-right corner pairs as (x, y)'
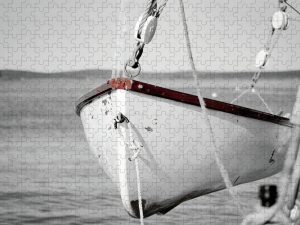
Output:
(75, 78), (292, 127)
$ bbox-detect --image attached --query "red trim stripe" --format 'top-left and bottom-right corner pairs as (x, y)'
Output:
(76, 78), (291, 127)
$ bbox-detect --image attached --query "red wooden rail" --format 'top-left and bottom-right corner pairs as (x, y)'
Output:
(76, 78), (291, 127)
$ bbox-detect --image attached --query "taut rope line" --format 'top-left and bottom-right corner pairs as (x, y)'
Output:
(254, 89), (274, 114)
(125, 0), (169, 77)
(284, 0), (300, 15)
(231, 1), (288, 113)
(111, 0), (130, 78)
(241, 86), (300, 225)
(114, 113), (145, 225)
(137, 0), (157, 36)
(178, 0), (245, 216)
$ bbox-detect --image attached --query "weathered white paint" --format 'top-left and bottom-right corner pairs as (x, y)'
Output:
(80, 89), (291, 218)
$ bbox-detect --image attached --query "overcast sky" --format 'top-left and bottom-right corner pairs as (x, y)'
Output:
(0, 0), (300, 73)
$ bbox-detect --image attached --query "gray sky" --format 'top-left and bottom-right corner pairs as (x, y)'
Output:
(0, 0), (300, 73)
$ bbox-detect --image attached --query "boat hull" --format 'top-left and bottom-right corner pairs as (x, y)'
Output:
(79, 84), (291, 218)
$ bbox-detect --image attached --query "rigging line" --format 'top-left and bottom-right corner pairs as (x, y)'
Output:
(137, 0), (169, 34)
(178, 0), (245, 216)
(231, 86), (251, 104)
(116, 122), (144, 225)
(269, 30), (282, 54)
(254, 90), (274, 114)
(128, 123), (144, 225)
(233, 28), (282, 107)
(232, 30), (281, 103)
(156, 0), (169, 17)
(265, 28), (275, 49)
(134, 157), (144, 224)
(232, 84), (274, 114)
(284, 1), (300, 15)
(138, 0), (157, 35)
(231, 86), (274, 115)
(249, 29), (278, 87)
(231, 88), (251, 104)
(241, 115), (300, 225)
(112, 0), (129, 78)
(290, 18), (300, 22)
(251, 30), (282, 87)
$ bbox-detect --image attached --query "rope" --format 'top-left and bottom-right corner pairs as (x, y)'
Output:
(125, 0), (169, 77)
(111, 0), (130, 78)
(178, 0), (245, 216)
(137, 0), (157, 36)
(287, 88), (300, 220)
(250, 31), (281, 87)
(115, 115), (144, 225)
(290, 18), (300, 22)
(241, 128), (300, 225)
(231, 30), (283, 112)
(231, 1), (287, 108)
(137, 0), (169, 35)
(134, 155), (144, 224)
(284, 0), (300, 15)
(269, 30), (282, 54)
(265, 28), (275, 49)
(137, 0), (169, 41)
(288, 152), (300, 210)
(242, 86), (300, 224)
(231, 88), (251, 104)
(231, 87), (274, 114)
(254, 89), (274, 114)
(156, 0), (169, 17)
(231, 29), (281, 112)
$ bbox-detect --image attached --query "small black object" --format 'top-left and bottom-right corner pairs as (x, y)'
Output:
(259, 185), (278, 207)
(114, 113), (129, 129)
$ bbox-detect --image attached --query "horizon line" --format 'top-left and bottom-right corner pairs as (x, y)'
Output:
(1, 68), (300, 74)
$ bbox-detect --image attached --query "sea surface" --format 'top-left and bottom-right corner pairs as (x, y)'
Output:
(0, 70), (299, 225)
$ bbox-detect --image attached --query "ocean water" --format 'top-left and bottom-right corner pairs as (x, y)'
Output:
(0, 72), (299, 225)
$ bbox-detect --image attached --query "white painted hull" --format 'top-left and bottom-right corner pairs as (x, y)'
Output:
(79, 89), (291, 218)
